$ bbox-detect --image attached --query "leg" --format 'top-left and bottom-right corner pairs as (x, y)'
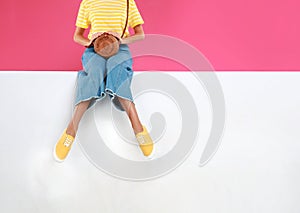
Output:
(118, 96), (154, 157)
(54, 99), (92, 163)
(107, 46), (154, 157)
(69, 48), (107, 137)
(118, 97), (143, 134)
(66, 100), (91, 137)
(54, 48), (106, 162)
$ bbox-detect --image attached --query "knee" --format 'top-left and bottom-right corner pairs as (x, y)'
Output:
(77, 99), (92, 109)
(118, 96), (133, 109)
(118, 96), (126, 105)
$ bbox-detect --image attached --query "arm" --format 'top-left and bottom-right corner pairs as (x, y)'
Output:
(120, 24), (145, 45)
(73, 27), (91, 47)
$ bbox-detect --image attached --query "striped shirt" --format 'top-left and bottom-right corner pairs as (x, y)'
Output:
(75, 0), (144, 39)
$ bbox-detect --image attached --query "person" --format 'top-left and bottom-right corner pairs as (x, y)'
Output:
(53, 0), (154, 162)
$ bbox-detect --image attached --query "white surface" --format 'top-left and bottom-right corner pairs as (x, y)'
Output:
(0, 71), (299, 213)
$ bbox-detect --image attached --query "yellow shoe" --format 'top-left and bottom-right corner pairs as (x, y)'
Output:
(135, 126), (154, 158)
(53, 129), (75, 163)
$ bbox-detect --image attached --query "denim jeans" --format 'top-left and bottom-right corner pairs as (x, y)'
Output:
(75, 44), (134, 111)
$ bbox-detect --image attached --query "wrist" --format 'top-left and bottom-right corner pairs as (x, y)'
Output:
(119, 38), (128, 44)
(84, 40), (92, 48)
(118, 38), (123, 44)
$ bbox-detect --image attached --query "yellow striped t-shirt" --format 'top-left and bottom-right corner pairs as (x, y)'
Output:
(75, 0), (144, 39)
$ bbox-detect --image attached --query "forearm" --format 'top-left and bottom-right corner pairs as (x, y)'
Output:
(73, 34), (90, 47)
(120, 34), (145, 44)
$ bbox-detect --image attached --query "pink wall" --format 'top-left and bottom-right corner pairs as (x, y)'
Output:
(0, 0), (299, 71)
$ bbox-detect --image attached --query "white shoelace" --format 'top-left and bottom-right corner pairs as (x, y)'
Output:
(136, 135), (146, 145)
(63, 136), (73, 147)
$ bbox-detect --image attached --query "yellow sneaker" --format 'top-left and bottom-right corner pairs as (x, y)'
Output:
(53, 129), (75, 163)
(135, 126), (154, 158)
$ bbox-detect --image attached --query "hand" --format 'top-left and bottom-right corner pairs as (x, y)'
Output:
(91, 32), (102, 41)
(118, 38), (123, 44)
(84, 32), (101, 47)
(84, 40), (93, 48)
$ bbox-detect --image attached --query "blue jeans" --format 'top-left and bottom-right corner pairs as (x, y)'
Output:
(75, 44), (134, 111)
